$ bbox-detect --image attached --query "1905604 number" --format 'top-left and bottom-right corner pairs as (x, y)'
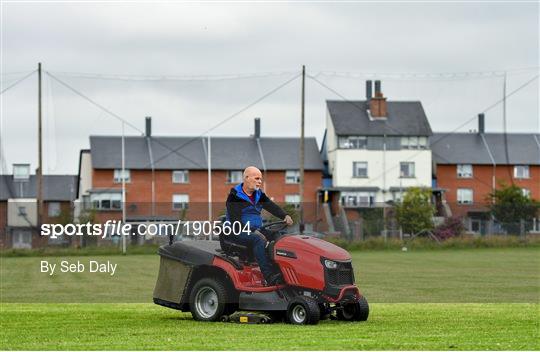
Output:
(183, 221), (250, 237)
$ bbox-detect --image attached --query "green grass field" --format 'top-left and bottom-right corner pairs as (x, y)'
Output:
(1, 247), (539, 350)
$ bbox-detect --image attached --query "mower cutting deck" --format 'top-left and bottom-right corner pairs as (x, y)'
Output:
(153, 221), (369, 325)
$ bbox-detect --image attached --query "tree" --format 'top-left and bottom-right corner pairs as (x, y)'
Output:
(489, 183), (539, 234)
(395, 187), (435, 234)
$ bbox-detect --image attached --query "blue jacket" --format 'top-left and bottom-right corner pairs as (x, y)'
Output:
(225, 183), (286, 230)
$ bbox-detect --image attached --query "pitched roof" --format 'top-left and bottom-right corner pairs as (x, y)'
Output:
(326, 100), (432, 136)
(0, 175), (78, 201)
(431, 133), (540, 165)
(89, 136), (324, 170)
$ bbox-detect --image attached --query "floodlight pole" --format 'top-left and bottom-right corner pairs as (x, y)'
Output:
(37, 63), (43, 231)
(122, 122), (127, 254)
(299, 65), (305, 234)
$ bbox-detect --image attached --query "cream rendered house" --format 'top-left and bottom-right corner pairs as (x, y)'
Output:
(324, 80), (433, 208)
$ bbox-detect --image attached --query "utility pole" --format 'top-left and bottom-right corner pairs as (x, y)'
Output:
(121, 122), (126, 254)
(37, 63), (43, 232)
(207, 135), (212, 240)
(299, 65), (305, 234)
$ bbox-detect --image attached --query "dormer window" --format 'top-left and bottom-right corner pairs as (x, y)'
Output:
(13, 164), (30, 180)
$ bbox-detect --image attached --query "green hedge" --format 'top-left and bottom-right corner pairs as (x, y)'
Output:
(326, 234), (540, 251)
(2, 235), (539, 257)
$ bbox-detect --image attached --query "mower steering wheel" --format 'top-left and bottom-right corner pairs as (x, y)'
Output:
(259, 220), (288, 233)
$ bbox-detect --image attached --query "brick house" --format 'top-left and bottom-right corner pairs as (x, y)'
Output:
(0, 164), (77, 249)
(432, 117), (540, 234)
(75, 118), (324, 243)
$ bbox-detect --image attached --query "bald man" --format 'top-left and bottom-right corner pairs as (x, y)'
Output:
(225, 166), (293, 286)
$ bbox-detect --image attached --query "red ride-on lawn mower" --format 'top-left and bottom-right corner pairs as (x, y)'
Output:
(153, 221), (369, 325)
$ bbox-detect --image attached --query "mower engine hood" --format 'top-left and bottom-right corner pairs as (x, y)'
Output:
(276, 235), (351, 261)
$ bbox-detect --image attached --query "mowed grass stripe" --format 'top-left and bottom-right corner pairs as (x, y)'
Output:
(1, 248), (538, 303)
(1, 303), (538, 350)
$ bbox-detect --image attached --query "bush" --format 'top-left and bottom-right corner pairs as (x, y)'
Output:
(433, 216), (465, 240)
(395, 187), (435, 234)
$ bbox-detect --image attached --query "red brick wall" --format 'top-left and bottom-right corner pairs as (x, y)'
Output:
(91, 169), (322, 222)
(436, 164), (540, 217)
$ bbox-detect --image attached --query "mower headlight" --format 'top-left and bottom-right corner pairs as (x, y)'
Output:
(324, 259), (338, 269)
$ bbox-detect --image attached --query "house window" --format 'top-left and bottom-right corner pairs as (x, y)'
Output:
(172, 170), (189, 183)
(522, 188), (531, 198)
(353, 162), (368, 178)
(12, 229), (32, 249)
(13, 164), (30, 180)
(227, 170), (243, 184)
(48, 202), (61, 217)
(172, 194), (189, 210)
(457, 164), (473, 178)
(401, 136), (427, 149)
(285, 194), (301, 209)
(457, 188), (473, 204)
(514, 165), (530, 179)
(340, 192), (375, 207)
(82, 195), (90, 210)
(400, 162), (415, 178)
(90, 193), (122, 210)
(285, 170), (300, 184)
(338, 136), (367, 149)
(113, 169), (131, 183)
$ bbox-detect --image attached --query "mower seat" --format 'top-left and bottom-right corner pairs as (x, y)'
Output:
(219, 235), (256, 263)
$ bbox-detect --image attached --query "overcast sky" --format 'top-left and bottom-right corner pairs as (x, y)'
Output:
(1, 2), (539, 175)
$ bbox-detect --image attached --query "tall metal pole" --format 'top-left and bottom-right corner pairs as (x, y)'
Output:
(299, 65), (305, 234)
(37, 63), (43, 231)
(207, 135), (212, 240)
(121, 122), (126, 254)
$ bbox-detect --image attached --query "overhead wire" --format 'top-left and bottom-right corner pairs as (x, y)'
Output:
(308, 73), (539, 192)
(48, 70), (299, 82)
(46, 71), (207, 169)
(312, 66), (540, 82)
(144, 71), (302, 169)
(0, 70), (36, 95)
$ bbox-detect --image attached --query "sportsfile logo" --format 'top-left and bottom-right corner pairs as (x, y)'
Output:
(40, 220), (251, 239)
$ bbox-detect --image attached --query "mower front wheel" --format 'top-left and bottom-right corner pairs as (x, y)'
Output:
(189, 278), (231, 322)
(287, 296), (320, 325)
(337, 296), (369, 322)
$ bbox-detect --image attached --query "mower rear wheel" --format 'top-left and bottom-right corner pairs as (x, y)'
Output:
(337, 296), (369, 322)
(287, 296), (320, 325)
(189, 278), (231, 322)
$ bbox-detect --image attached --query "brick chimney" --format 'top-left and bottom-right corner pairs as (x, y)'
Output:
(369, 80), (387, 118)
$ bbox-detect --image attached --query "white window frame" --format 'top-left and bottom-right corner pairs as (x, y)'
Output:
(457, 164), (473, 178)
(522, 188), (531, 198)
(113, 169), (131, 183)
(400, 162), (415, 178)
(48, 202), (61, 217)
(90, 193), (122, 210)
(457, 188), (473, 205)
(338, 136), (367, 149)
(285, 170), (300, 184)
(172, 194), (189, 210)
(13, 164), (30, 180)
(340, 191), (375, 207)
(172, 170), (189, 184)
(227, 170), (243, 184)
(353, 162), (368, 178)
(514, 165), (530, 179)
(285, 194), (301, 209)
(401, 136), (427, 149)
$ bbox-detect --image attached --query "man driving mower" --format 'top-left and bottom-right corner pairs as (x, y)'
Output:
(225, 166), (294, 286)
